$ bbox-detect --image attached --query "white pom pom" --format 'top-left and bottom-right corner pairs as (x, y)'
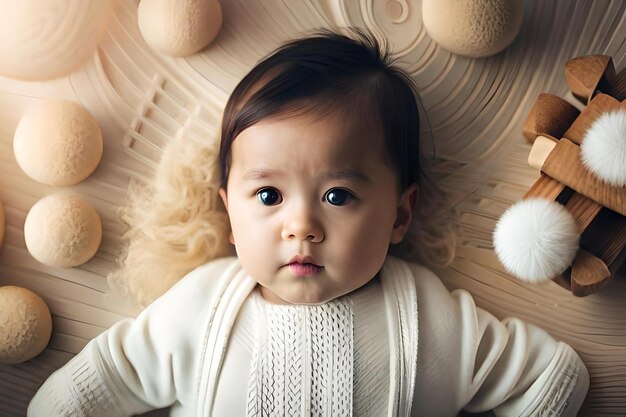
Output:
(493, 199), (579, 283)
(581, 109), (626, 186)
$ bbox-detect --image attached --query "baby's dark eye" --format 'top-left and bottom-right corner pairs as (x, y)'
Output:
(257, 188), (282, 206)
(324, 188), (354, 206)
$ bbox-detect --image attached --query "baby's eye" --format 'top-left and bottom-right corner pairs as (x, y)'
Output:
(256, 187), (282, 206)
(324, 188), (354, 206)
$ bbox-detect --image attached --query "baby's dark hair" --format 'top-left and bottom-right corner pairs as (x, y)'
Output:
(219, 27), (420, 192)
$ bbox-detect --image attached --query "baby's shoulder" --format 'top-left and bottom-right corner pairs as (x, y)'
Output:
(384, 256), (446, 291)
(138, 257), (243, 345)
(179, 256), (240, 287)
(150, 256), (241, 310)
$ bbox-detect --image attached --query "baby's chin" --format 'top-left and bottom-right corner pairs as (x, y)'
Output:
(260, 284), (341, 306)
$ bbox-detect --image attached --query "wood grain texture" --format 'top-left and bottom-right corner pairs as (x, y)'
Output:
(542, 138), (626, 216)
(523, 173), (567, 201)
(1, 0), (626, 416)
(596, 215), (626, 269)
(522, 93), (580, 142)
(565, 192), (603, 231)
(565, 54), (615, 104)
(570, 249), (612, 297)
(563, 93), (626, 145)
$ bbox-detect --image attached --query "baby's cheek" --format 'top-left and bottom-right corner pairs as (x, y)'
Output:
(230, 205), (259, 240)
(233, 218), (275, 265)
(341, 228), (386, 264)
(350, 214), (394, 259)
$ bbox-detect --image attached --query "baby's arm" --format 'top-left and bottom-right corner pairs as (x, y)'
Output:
(28, 318), (164, 417)
(409, 264), (589, 417)
(28, 257), (236, 417)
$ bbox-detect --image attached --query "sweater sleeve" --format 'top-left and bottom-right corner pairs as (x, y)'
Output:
(410, 264), (589, 417)
(28, 257), (238, 417)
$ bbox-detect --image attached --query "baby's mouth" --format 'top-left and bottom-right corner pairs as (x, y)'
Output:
(288, 262), (323, 277)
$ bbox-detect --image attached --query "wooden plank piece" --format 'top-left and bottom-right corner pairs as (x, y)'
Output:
(542, 138), (626, 215)
(597, 220), (626, 268)
(564, 193), (603, 231)
(562, 93), (624, 144)
(565, 55), (615, 104)
(523, 173), (567, 201)
(570, 249), (611, 297)
(553, 269), (572, 291)
(528, 135), (558, 170)
(522, 94), (580, 142)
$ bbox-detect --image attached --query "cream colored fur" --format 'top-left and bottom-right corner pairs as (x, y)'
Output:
(107, 137), (232, 306)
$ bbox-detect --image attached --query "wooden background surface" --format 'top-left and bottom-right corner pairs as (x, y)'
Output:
(1, 1), (625, 415)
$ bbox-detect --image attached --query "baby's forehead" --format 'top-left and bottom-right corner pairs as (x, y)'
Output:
(231, 109), (390, 176)
(278, 97), (383, 136)
(246, 105), (384, 148)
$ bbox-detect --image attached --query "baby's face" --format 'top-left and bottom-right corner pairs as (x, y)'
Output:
(219, 110), (415, 305)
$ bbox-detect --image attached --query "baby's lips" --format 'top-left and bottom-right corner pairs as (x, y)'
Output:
(287, 254), (322, 267)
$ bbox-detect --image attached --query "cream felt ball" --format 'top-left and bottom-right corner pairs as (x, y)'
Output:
(493, 199), (580, 283)
(422, 0), (524, 58)
(0, 0), (112, 81)
(24, 193), (102, 268)
(13, 100), (103, 187)
(581, 109), (626, 187)
(0, 286), (52, 364)
(138, 0), (223, 57)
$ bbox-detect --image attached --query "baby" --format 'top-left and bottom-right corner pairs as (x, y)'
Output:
(29, 29), (589, 416)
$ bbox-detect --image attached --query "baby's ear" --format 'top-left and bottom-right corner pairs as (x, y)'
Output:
(391, 183), (418, 244)
(218, 188), (235, 244)
(218, 187), (228, 210)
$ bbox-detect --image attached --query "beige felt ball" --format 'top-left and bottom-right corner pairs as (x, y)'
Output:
(0, 0), (112, 81)
(24, 193), (102, 268)
(13, 100), (103, 187)
(422, 0), (524, 58)
(137, 0), (223, 57)
(0, 286), (52, 364)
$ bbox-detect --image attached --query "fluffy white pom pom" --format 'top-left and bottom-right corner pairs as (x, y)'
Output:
(493, 198), (579, 283)
(581, 109), (626, 186)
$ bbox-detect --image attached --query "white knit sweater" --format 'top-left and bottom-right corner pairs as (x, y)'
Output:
(28, 256), (589, 416)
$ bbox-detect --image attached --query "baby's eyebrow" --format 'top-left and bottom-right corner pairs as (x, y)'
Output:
(241, 168), (371, 183)
(242, 168), (284, 181)
(323, 169), (372, 183)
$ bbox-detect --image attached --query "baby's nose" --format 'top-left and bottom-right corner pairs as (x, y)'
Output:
(281, 209), (324, 243)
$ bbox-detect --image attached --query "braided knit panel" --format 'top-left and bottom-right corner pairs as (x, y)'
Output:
(28, 348), (127, 417)
(246, 297), (354, 417)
